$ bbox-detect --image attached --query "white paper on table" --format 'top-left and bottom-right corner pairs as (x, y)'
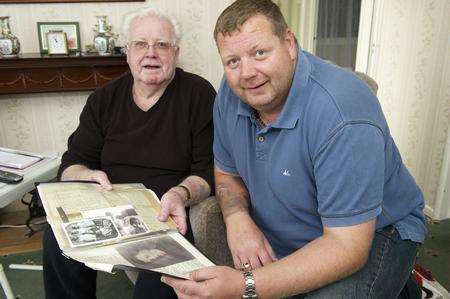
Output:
(0, 148), (43, 169)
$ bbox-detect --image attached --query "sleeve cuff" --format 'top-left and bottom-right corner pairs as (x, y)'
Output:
(321, 205), (382, 227)
(214, 158), (238, 175)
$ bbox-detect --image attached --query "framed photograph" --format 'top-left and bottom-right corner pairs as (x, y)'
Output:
(37, 22), (81, 53)
(47, 30), (69, 55)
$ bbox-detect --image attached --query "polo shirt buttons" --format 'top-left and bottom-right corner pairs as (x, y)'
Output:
(257, 136), (265, 142)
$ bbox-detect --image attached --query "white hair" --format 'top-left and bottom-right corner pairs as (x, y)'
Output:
(121, 7), (182, 45)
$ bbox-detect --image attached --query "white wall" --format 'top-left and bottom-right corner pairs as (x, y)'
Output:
(357, 0), (450, 218)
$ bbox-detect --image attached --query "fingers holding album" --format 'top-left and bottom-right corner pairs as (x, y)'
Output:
(158, 192), (187, 235)
(61, 165), (113, 190)
(89, 170), (112, 190)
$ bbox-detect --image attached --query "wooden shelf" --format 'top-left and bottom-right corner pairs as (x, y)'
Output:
(0, 53), (129, 95)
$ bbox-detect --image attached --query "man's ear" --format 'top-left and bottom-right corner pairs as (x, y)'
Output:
(284, 28), (297, 60)
(174, 46), (180, 61)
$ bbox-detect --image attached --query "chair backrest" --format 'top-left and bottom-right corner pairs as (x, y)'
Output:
(355, 71), (378, 95)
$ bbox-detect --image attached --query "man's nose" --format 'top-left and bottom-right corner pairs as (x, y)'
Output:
(144, 44), (158, 57)
(240, 58), (257, 79)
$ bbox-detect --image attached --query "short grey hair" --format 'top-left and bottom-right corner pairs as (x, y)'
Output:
(121, 7), (182, 45)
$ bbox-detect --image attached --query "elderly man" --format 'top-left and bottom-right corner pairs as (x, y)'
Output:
(162, 0), (425, 298)
(43, 7), (215, 299)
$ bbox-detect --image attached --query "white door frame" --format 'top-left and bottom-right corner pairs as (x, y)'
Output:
(355, 0), (384, 76)
(297, 0), (319, 53)
(434, 127), (450, 219)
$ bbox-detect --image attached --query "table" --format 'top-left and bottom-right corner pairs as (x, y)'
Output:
(0, 157), (59, 299)
(0, 157), (60, 209)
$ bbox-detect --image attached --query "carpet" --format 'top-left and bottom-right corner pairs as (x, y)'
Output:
(417, 219), (450, 291)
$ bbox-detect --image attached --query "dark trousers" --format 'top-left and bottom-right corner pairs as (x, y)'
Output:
(43, 223), (194, 299)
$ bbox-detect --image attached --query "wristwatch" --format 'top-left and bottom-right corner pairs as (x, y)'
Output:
(242, 271), (258, 298)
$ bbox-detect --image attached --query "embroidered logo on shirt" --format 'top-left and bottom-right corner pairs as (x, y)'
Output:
(282, 169), (291, 176)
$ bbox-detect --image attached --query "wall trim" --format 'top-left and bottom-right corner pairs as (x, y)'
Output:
(355, 0), (374, 73)
(297, 0), (318, 53)
(434, 122), (450, 220)
(424, 204), (435, 219)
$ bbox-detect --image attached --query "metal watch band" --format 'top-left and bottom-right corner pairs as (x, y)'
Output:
(242, 271), (258, 298)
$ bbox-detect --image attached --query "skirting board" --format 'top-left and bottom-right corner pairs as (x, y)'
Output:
(424, 205), (435, 219)
(424, 204), (450, 221)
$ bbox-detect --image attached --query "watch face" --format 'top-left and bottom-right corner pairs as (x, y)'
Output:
(47, 32), (68, 54)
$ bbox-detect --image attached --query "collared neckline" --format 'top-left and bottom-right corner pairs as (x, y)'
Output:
(272, 47), (311, 129)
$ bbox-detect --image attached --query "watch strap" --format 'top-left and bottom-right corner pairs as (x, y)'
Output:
(242, 271), (258, 298)
(177, 184), (191, 201)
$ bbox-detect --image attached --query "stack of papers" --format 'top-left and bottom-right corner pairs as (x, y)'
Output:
(0, 148), (43, 169)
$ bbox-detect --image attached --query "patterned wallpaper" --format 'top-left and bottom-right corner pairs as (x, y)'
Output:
(0, 0), (232, 157)
(371, 0), (450, 214)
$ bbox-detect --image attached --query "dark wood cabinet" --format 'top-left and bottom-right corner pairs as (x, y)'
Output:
(0, 53), (129, 95)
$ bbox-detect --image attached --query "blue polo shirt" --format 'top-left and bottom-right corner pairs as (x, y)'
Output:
(213, 49), (426, 258)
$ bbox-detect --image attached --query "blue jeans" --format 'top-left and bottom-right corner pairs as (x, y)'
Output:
(294, 226), (421, 298)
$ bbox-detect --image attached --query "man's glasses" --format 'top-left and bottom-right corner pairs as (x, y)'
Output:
(127, 40), (177, 54)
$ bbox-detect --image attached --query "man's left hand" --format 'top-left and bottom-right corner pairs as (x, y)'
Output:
(161, 266), (244, 299)
(158, 188), (187, 235)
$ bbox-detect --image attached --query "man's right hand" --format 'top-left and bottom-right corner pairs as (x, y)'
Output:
(61, 165), (112, 190)
(226, 211), (277, 270)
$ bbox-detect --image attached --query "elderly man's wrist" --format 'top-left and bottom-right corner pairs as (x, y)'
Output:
(171, 185), (190, 204)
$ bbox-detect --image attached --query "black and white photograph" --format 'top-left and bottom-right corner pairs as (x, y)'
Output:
(62, 217), (119, 247)
(116, 235), (195, 270)
(82, 205), (149, 237)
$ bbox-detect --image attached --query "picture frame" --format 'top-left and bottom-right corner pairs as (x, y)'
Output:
(46, 30), (69, 55)
(37, 22), (81, 53)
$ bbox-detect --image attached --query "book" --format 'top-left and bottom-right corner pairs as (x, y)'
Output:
(37, 182), (214, 279)
(0, 147), (44, 169)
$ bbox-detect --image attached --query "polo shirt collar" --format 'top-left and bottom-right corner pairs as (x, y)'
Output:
(272, 47), (311, 129)
(237, 97), (252, 117)
(236, 46), (312, 129)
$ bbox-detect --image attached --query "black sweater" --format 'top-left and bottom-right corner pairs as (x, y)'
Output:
(59, 68), (216, 198)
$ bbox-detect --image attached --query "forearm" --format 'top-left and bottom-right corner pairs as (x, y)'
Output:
(60, 164), (94, 181)
(174, 175), (211, 206)
(214, 166), (251, 221)
(252, 221), (376, 298)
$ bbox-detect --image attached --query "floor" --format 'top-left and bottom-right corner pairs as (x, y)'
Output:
(0, 211), (44, 256)
(0, 211), (134, 299)
(417, 218), (450, 290)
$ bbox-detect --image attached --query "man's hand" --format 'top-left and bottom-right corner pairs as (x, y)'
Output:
(161, 266), (244, 299)
(226, 211), (277, 270)
(61, 165), (112, 190)
(158, 187), (187, 235)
